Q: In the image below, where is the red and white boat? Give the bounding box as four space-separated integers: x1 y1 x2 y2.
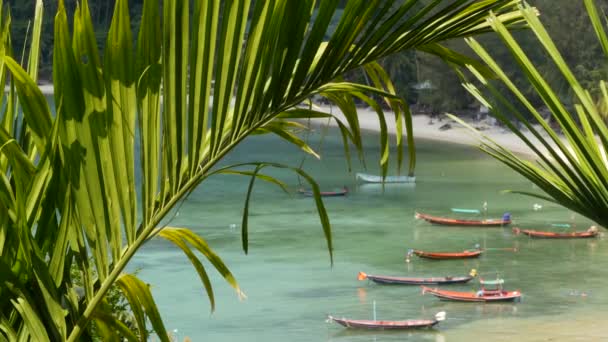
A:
421 278 521 302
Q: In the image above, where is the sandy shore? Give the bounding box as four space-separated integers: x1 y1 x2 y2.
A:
39 84 54 95
310 104 549 159
4 83 55 95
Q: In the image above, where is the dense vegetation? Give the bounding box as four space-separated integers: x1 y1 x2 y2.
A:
7 0 608 116
383 0 608 116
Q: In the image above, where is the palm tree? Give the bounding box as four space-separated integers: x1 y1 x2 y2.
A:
451 0 608 229
0 0 528 340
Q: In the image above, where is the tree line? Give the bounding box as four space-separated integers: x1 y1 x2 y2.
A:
7 0 607 118
378 0 608 118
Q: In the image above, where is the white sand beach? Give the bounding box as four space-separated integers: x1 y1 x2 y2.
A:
39 84 54 95
311 104 551 159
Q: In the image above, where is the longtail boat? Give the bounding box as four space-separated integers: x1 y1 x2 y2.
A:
297 186 348 197
415 212 511 227
355 172 416 184
421 278 521 302
408 248 482 260
512 226 599 239
358 269 477 285
326 312 445 330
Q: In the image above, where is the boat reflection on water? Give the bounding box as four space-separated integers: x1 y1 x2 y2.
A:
355 172 416 184
327 327 445 341
356 182 416 194
357 287 367 304
473 303 519 315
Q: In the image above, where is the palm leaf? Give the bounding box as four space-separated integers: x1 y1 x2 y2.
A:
457 1 608 227
91 310 138 342
214 163 323 256
12 298 50 342
116 274 169 342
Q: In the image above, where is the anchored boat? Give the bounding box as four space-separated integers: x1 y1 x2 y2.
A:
358 269 477 285
415 212 511 227
407 248 483 260
512 226 599 239
421 278 521 302
327 312 445 330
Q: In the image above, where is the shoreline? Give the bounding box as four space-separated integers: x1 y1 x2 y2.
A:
39 84 54 95
310 104 547 159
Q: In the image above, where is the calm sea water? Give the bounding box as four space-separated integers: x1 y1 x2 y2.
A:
130 128 607 341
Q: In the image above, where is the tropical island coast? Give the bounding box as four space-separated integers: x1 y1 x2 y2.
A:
37 80 546 159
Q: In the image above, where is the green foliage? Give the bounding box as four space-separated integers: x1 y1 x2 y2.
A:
70 262 141 341
0 0 529 340
453 0 608 228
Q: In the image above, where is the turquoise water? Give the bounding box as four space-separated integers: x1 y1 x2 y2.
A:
130 129 608 341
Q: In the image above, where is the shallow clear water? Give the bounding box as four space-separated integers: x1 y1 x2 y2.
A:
130 129 608 341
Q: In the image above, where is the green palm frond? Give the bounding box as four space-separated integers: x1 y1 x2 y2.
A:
454 0 608 228
0 0 531 340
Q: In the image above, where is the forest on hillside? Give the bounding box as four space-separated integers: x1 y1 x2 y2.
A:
6 0 608 117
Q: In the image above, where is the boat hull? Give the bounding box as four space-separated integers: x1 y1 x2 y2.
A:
328 316 438 330
413 250 482 260
366 274 473 285
415 212 510 227
421 286 521 302
516 228 598 239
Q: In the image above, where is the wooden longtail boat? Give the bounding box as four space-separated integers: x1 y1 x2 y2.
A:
327 312 445 330
421 286 521 302
421 278 521 302
512 226 599 239
408 249 483 260
297 186 348 197
415 212 511 227
355 172 416 184
358 269 477 285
